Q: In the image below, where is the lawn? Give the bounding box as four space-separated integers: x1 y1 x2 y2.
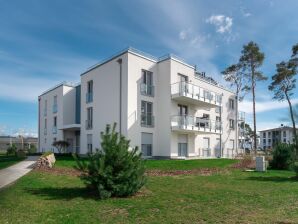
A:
0 154 25 170
0 157 298 223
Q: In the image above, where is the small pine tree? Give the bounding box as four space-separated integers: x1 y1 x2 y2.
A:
74 123 146 199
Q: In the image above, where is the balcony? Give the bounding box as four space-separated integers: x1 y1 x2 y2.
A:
140 83 154 97
52 104 58 113
86 92 93 103
238 111 245 121
52 126 57 134
171 115 222 134
171 82 222 108
85 120 93 130
141 114 154 127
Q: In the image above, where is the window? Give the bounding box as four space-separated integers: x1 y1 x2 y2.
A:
229 119 235 129
53 116 57 134
44 100 47 116
86 80 93 103
229 139 235 149
44 119 47 135
53 137 56 143
178 134 188 157
44 138 47 144
215 106 221 113
263 139 266 144
53 95 58 113
268 132 271 138
53 116 57 127
263 132 266 138
178 74 188 83
178 104 188 115
86 107 93 129
283 138 287 143
268 139 271 144
87 134 92 153
141 70 154 96
141 132 153 156
141 101 153 127
216 116 221 130
229 99 234 110
283 131 286 137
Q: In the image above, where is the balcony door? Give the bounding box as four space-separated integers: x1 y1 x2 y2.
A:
141 70 153 96
178 134 188 157
178 105 188 126
178 74 189 94
203 137 210 157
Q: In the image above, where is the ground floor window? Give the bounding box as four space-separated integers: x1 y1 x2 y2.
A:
87 134 92 153
141 132 152 156
178 143 188 157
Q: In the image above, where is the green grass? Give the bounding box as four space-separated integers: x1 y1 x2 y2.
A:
0 157 298 223
54 155 238 170
0 154 25 170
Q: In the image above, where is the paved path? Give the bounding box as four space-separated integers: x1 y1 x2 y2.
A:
0 156 38 190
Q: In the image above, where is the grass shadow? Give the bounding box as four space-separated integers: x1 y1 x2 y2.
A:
25 187 99 201
246 176 298 183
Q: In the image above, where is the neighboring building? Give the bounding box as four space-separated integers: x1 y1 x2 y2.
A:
0 135 38 151
259 125 297 150
38 47 244 158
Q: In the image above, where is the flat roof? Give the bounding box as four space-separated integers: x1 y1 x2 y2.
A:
39 82 80 97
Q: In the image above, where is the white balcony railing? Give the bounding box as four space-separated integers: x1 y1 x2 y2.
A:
171 82 222 106
171 115 222 133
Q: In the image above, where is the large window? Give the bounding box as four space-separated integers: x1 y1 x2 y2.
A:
229 98 234 110
86 80 93 103
178 134 188 157
229 119 235 129
86 107 93 129
141 70 154 96
283 131 286 137
141 101 153 127
263 132 266 138
141 132 153 156
53 95 58 113
87 134 93 153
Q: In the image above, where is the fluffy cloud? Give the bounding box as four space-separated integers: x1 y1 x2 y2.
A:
206 14 233 33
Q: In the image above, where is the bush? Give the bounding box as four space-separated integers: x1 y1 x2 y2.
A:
294 163 298 177
74 123 146 199
270 143 295 170
6 144 17 156
16 150 26 158
28 145 37 154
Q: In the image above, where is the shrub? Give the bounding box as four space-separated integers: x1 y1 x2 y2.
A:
74 123 146 199
6 144 17 156
28 145 37 154
16 150 26 158
270 143 295 170
294 163 298 178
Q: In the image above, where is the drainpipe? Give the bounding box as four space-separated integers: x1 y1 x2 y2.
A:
117 58 123 136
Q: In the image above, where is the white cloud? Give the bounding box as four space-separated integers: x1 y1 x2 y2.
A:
179 30 187 40
206 14 233 34
239 98 298 114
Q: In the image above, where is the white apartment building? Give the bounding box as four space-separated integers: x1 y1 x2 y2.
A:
38 47 244 159
259 125 297 150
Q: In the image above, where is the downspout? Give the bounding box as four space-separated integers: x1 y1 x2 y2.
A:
117 58 123 136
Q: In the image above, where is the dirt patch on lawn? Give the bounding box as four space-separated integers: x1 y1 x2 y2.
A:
146 168 229 176
34 167 82 177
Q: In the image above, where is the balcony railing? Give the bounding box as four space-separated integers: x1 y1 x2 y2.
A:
86 92 93 103
140 83 154 97
171 115 222 133
238 111 245 121
141 114 154 127
52 104 58 113
171 82 222 106
52 126 57 134
85 120 93 130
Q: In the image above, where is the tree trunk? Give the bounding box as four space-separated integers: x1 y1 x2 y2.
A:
251 63 257 155
285 93 297 156
235 95 239 156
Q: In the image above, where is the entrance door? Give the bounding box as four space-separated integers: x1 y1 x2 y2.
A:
203 137 210 157
178 134 188 157
66 138 74 153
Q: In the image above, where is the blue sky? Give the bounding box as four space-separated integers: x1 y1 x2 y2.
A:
0 0 297 136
